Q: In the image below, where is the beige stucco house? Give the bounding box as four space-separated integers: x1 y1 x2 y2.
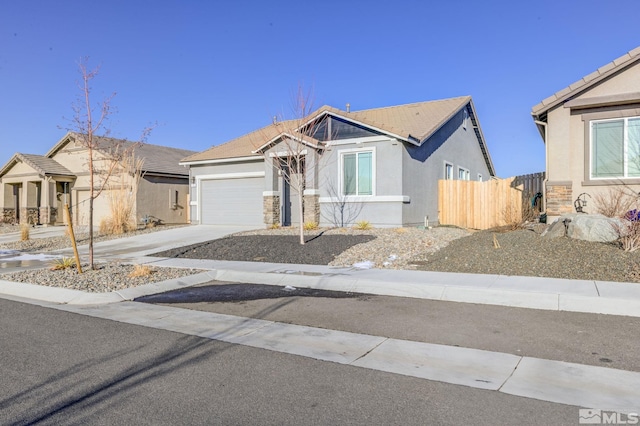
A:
532 46 640 221
0 132 195 227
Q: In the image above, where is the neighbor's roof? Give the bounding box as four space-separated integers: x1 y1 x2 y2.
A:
181 96 487 166
532 46 640 117
46 132 196 177
0 152 74 178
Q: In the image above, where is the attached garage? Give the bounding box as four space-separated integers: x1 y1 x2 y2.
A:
199 174 264 226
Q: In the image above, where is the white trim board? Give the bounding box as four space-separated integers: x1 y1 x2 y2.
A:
319 195 410 203
196 171 265 181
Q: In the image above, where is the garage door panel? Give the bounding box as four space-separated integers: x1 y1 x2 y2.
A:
200 178 263 226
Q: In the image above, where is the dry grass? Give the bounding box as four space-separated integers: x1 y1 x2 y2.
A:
594 187 639 218
393 227 408 234
50 257 76 271
128 264 153 278
354 220 372 230
20 224 30 241
303 221 319 231
100 153 144 236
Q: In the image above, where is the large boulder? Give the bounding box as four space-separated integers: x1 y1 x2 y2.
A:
542 213 626 242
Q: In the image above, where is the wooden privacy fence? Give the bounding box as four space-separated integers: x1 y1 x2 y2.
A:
438 176 533 230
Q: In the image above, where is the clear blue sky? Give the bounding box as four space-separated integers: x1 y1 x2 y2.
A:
1 0 639 177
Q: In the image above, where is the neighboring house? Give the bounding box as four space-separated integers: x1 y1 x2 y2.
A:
0 131 196 226
181 96 495 228
532 46 640 221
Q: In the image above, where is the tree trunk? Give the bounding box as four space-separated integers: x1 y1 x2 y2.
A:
298 186 305 245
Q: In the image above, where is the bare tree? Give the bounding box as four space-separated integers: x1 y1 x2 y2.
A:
257 86 327 245
66 57 151 269
322 176 364 227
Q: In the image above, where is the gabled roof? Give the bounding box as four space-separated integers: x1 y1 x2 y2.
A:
532 46 640 118
181 96 494 175
0 153 74 178
47 132 196 177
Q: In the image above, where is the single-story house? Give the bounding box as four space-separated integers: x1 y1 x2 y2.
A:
181 96 495 228
532 46 640 221
0 131 196 226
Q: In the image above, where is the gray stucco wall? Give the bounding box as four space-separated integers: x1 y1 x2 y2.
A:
402 108 491 226
318 136 405 227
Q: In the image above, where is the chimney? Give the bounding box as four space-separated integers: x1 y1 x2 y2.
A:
346 103 350 113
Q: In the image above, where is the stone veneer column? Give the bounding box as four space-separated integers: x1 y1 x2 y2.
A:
545 181 573 217
303 191 320 224
263 193 280 226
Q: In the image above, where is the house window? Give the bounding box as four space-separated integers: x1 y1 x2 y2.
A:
458 167 470 180
342 150 373 195
591 117 640 179
444 162 453 180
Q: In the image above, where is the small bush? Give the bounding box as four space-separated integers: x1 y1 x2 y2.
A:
20 224 30 241
50 257 76 271
616 220 640 252
129 264 153 278
594 187 639 218
303 221 319 231
269 223 281 230
354 220 372 230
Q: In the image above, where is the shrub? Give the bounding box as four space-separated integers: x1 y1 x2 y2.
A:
303 221 319 231
20 223 30 241
594 187 639 218
269 223 281 230
355 220 372 230
50 257 76 271
615 220 640 252
129 264 153 277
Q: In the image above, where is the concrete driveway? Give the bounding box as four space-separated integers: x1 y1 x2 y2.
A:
52 225 255 259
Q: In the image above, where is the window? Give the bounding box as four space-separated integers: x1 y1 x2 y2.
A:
591 117 640 179
444 162 453 180
342 150 373 195
458 167 470 180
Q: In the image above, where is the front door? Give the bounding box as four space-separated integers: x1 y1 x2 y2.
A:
56 182 70 224
13 184 20 223
282 176 291 226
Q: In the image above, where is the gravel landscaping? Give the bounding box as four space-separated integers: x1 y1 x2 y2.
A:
2 223 640 292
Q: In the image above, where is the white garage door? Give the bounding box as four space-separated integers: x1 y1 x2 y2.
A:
200 177 264 226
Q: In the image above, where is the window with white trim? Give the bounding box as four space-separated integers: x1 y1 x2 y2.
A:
458 167 470 180
342 150 373 195
591 117 640 179
444 162 453 180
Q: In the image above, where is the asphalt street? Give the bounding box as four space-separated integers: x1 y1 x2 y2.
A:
144 280 640 372
0 298 580 425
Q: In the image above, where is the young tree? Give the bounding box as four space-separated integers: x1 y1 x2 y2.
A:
258 86 326 245
66 57 151 269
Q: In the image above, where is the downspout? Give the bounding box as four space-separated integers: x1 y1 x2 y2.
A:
533 119 548 213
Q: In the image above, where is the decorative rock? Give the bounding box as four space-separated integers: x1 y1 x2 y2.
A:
542 214 624 243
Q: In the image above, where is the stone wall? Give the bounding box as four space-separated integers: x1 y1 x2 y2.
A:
21 208 40 225
303 194 320 224
2 208 16 224
545 181 573 216
263 195 280 226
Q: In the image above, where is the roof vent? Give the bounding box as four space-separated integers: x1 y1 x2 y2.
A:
346 103 350 113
